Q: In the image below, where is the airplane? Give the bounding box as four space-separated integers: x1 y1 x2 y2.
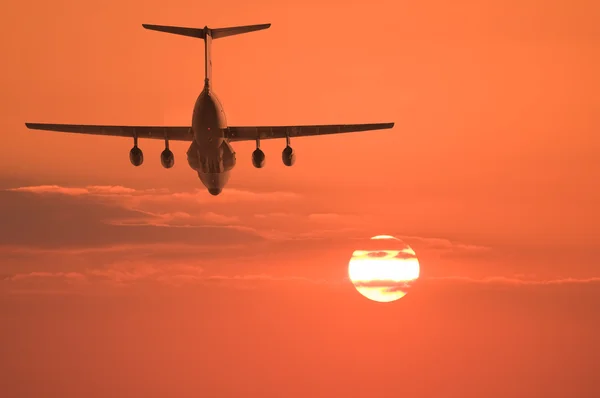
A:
25 23 395 196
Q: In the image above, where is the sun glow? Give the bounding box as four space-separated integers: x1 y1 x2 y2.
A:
348 235 420 302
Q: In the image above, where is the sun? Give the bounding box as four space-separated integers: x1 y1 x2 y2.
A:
348 235 420 302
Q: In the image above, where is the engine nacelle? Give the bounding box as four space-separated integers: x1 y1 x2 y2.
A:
129 146 143 167
161 149 175 169
282 146 296 167
252 148 265 168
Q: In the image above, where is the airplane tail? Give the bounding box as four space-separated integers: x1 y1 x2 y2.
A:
142 23 271 87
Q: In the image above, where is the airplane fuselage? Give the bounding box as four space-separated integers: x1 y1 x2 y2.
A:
186 88 237 195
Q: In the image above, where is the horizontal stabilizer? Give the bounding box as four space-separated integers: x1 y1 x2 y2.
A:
211 24 271 39
142 24 206 38
141 23 271 39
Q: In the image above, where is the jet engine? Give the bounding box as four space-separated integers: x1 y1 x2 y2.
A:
161 148 175 169
129 146 144 166
252 148 266 168
282 146 296 167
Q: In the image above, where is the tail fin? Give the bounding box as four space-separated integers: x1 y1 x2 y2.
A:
142 23 271 88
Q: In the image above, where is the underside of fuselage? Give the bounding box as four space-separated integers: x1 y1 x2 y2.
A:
186 89 236 195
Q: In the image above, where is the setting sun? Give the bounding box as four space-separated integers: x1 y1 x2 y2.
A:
348 235 420 302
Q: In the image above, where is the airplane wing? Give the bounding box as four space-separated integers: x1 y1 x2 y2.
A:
25 123 193 141
226 122 394 141
25 122 395 141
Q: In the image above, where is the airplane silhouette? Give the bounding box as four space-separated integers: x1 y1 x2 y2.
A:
26 23 394 195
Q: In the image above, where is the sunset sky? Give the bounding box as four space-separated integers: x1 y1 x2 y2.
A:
1 0 599 396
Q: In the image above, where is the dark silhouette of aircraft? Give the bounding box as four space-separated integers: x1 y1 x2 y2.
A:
26 23 394 195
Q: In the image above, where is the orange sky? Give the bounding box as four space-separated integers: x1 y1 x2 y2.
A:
1 0 599 396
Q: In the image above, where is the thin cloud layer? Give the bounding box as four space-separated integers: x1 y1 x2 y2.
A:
428 275 600 286
106 209 241 227
254 212 366 226
4 265 600 296
0 188 266 249
400 235 491 253
6 184 300 204
1 260 328 295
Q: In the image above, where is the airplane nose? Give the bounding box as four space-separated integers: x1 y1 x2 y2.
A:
208 187 222 196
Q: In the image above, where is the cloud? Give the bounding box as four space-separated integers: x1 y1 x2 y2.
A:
85 185 138 195
4 185 301 211
87 261 206 286
3 184 308 241
14 183 594 296
0 242 247 257
331 234 492 258
254 212 294 219
0 188 266 249
2 271 89 295
202 211 240 224
7 185 90 195
7 271 87 282
400 235 491 253
205 274 325 283
0 259 328 295
364 250 418 260
385 235 495 265
283 227 362 241
1 262 205 289
202 273 330 290
124 187 300 206
308 213 363 224
427 275 600 286
352 280 415 288
253 212 364 224
207 188 300 202
250 212 365 240
6 185 138 196
6 267 600 296
106 209 241 228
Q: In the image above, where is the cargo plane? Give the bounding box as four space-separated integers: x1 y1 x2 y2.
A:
25 23 395 195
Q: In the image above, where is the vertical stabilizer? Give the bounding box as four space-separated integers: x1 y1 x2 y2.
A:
142 23 271 90
204 27 212 89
